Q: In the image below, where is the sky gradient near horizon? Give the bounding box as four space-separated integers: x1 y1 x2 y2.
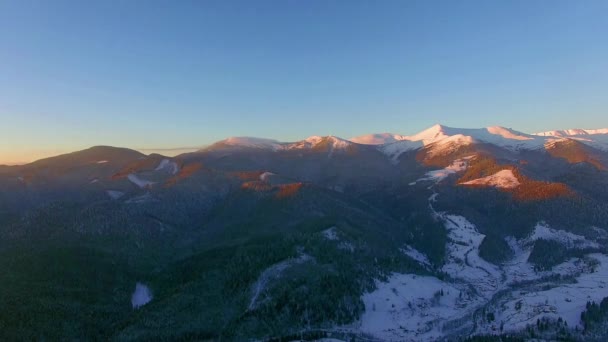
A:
1 0 608 164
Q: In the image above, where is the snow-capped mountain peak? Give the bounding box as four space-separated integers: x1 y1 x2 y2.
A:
405 124 537 145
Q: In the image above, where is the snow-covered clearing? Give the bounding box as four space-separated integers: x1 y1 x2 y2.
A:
401 245 431 267
460 169 520 189
125 192 154 204
248 253 313 311
127 173 155 188
493 254 608 332
411 157 473 184
131 282 153 309
259 171 275 182
441 215 501 296
155 159 179 175
106 190 125 200
321 227 355 252
523 222 600 249
322 226 339 241
379 140 424 163
358 273 473 341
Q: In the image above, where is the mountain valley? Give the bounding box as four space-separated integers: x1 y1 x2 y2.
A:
2 124 608 341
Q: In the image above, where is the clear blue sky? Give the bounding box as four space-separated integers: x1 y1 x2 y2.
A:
1 0 608 163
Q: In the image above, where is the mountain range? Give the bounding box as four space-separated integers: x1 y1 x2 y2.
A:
2 124 608 341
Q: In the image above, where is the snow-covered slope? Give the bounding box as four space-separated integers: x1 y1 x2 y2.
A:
155 159 179 175
411 157 473 184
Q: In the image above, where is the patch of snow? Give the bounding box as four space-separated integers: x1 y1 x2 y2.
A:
502 236 539 284
415 157 473 183
155 159 179 175
127 173 155 188
502 226 599 286
106 190 124 200
90 179 99 184
591 226 608 239
358 273 474 341
131 282 153 309
401 245 431 267
321 227 355 252
460 169 520 189
379 140 424 162
125 192 154 204
338 241 355 253
259 171 275 182
96 160 108 164
524 222 600 249
322 226 339 241
441 215 502 296
248 253 313 311
496 254 608 332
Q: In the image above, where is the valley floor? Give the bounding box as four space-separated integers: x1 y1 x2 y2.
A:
328 185 608 341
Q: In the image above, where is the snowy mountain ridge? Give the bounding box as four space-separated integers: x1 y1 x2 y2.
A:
534 128 608 137
209 124 608 156
206 135 354 153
